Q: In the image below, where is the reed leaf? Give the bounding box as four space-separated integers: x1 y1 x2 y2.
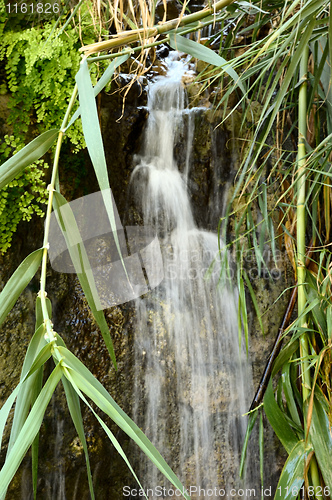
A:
52 190 117 367
6 341 52 455
54 328 95 498
0 248 43 328
75 59 129 289
308 398 332 490
0 364 63 498
239 410 257 477
281 363 302 429
263 380 298 454
243 270 264 335
168 33 247 96
66 54 130 130
62 377 95 499
274 441 312 500
0 386 20 453
63 368 147 500
0 129 59 190
57 346 191 500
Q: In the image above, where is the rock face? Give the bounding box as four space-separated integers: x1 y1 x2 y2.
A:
0 58 289 498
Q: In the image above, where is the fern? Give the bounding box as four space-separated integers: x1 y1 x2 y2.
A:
0 1 107 252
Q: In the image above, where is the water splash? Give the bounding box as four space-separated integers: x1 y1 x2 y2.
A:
131 52 257 497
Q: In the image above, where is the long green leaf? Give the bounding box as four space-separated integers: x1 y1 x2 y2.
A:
264 380 298 454
243 270 264 335
52 190 116 367
168 33 247 96
58 346 190 500
2 335 53 499
75 60 115 200
51 332 95 499
61 377 95 499
0 129 59 190
281 363 302 429
239 410 258 477
308 398 332 490
75 59 130 291
0 248 43 327
0 385 20 452
31 366 44 500
274 441 312 500
246 16 316 171
7 339 52 456
63 369 146 500
0 363 62 497
66 54 130 130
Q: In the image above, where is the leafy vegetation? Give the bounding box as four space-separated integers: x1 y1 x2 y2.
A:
207 0 332 497
0 0 105 252
0 135 48 252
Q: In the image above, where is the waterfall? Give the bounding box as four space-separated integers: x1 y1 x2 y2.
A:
130 52 257 498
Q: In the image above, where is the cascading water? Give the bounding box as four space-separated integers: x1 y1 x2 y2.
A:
130 52 258 498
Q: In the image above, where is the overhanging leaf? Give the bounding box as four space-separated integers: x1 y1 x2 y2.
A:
0 129 59 190
55 331 95 499
63 368 145 499
0 363 62 498
308 398 332 490
66 54 129 130
0 248 43 327
52 190 116 368
58 346 190 500
239 410 257 477
168 33 247 96
264 380 298 454
274 441 312 500
75 58 130 289
62 377 95 499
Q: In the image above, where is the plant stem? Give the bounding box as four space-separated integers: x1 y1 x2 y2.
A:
80 0 235 55
297 45 309 400
87 13 225 63
297 42 321 498
39 84 78 342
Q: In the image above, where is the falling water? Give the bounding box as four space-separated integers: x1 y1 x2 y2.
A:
131 52 257 498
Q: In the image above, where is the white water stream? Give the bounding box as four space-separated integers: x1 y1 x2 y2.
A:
131 53 257 498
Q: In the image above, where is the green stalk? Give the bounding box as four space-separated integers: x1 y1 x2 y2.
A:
87 13 225 63
39 84 78 344
297 45 321 496
297 46 309 400
80 0 235 55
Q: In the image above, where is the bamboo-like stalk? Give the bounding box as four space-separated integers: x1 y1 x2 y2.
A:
297 44 322 494
39 84 78 346
79 0 235 55
87 13 224 63
297 46 309 399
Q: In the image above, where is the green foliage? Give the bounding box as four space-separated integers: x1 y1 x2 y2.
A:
0 16 83 148
0 0 109 252
213 0 332 496
0 136 49 253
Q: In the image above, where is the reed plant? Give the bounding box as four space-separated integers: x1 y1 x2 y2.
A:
208 0 332 497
